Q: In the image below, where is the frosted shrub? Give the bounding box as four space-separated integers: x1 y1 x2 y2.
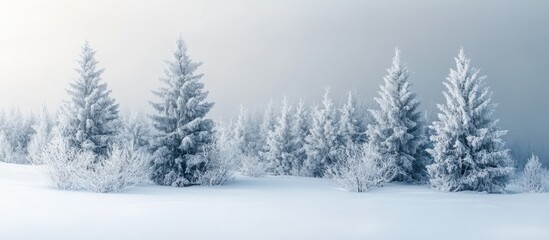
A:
41 132 150 192
240 154 268 178
218 118 267 178
328 143 385 192
40 132 89 190
518 155 548 193
81 145 150 193
198 139 240 186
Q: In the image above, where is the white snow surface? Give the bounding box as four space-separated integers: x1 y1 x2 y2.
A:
1 162 548 240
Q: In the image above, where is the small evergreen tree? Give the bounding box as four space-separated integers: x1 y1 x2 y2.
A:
120 112 152 151
232 106 267 177
367 49 428 182
260 100 277 141
518 154 547 193
265 97 294 175
338 92 365 146
233 106 247 153
149 37 215 187
60 42 120 155
233 105 262 156
28 107 54 164
0 130 12 163
303 88 339 177
290 99 310 175
427 48 513 193
259 100 276 154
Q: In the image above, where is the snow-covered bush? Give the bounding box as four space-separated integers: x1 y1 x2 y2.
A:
328 143 385 192
240 154 268 178
219 114 268 178
39 130 88 190
198 139 240 186
40 130 150 192
80 145 150 193
216 120 267 177
518 155 548 193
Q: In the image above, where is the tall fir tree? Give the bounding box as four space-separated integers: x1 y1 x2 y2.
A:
337 92 366 146
367 49 428 182
303 88 339 177
427 48 513 192
150 37 215 187
265 97 294 175
60 42 120 155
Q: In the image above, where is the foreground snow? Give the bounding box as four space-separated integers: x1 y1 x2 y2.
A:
1 162 548 240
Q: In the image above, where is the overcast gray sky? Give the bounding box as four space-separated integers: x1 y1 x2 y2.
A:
1 0 548 153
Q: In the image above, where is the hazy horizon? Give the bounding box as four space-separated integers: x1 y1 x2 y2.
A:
1 0 548 156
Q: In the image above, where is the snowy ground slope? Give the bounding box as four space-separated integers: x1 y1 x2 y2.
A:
0 162 548 240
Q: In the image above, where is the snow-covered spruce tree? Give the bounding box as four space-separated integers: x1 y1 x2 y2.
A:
28 107 54 164
303 88 339 177
290 99 310 175
427 48 513 193
60 42 120 155
265 97 294 175
518 154 547 193
338 92 366 146
367 49 429 182
149 37 215 187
